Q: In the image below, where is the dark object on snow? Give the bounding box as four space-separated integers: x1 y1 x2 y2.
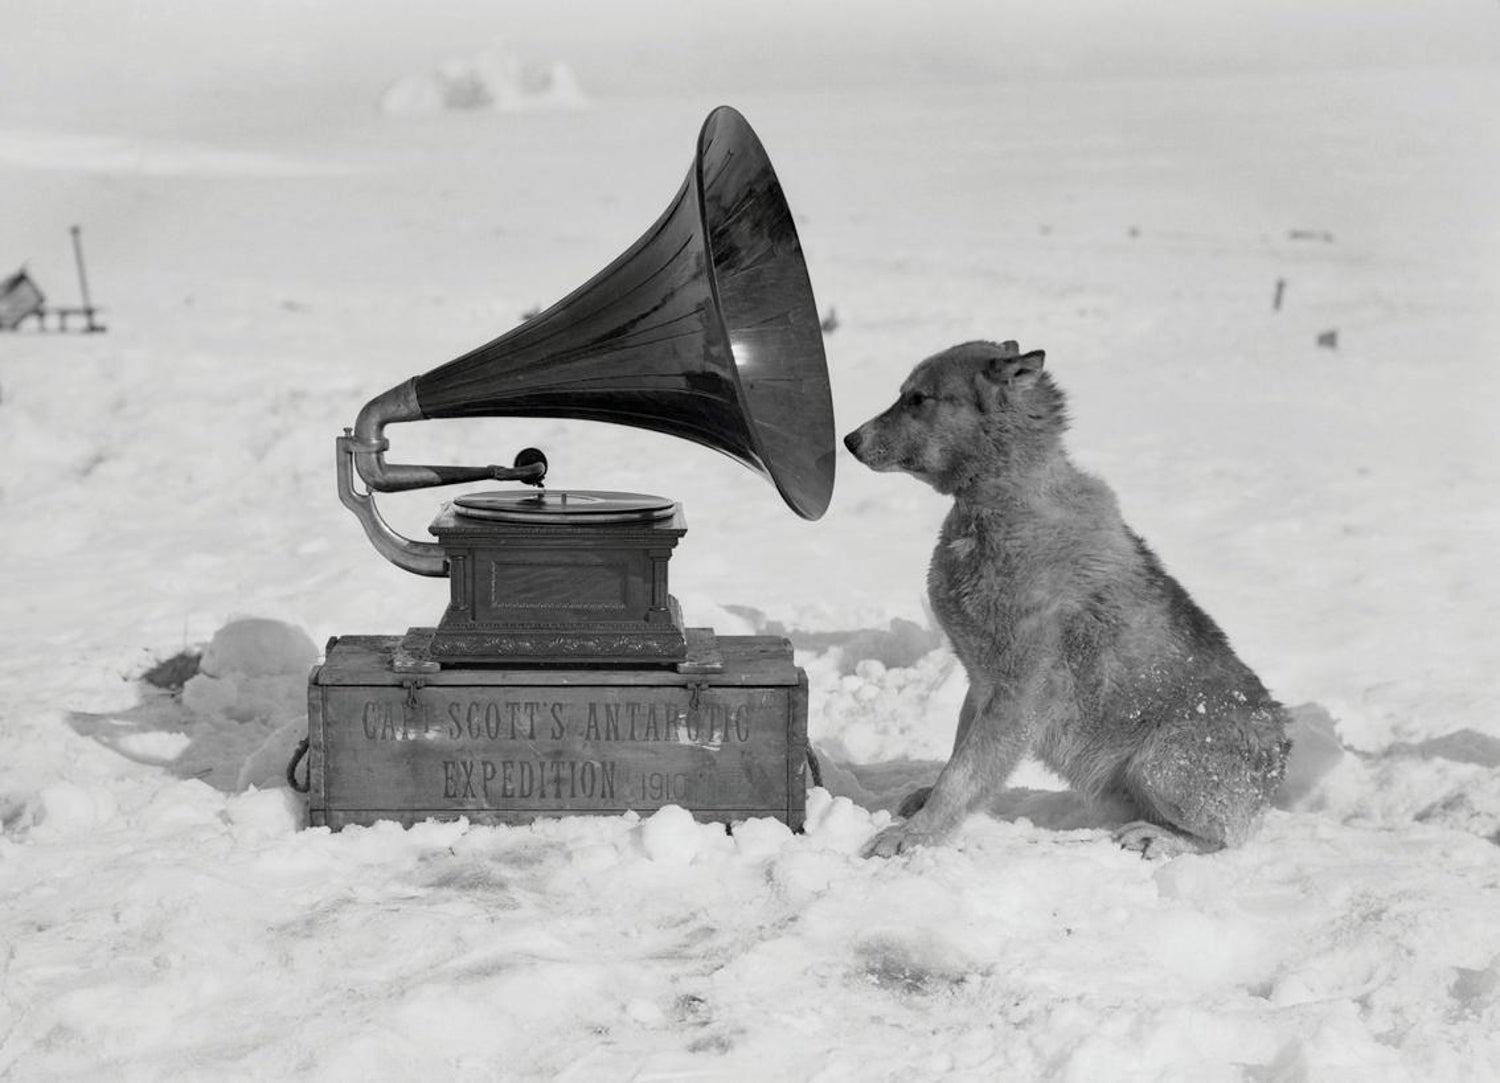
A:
140 650 202 692
820 306 839 334
1317 329 1339 350
0 226 106 333
1273 277 1287 312
0 269 44 330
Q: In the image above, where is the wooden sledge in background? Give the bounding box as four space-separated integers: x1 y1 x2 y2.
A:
1 226 106 334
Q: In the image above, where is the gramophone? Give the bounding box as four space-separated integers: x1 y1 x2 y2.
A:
301 106 834 831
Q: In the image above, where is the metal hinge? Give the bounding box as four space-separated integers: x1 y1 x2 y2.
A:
402 675 427 720
685 680 710 712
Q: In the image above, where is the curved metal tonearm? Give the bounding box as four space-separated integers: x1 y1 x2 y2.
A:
336 378 547 577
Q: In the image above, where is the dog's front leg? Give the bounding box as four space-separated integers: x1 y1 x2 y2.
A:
863 684 1034 858
894 685 979 818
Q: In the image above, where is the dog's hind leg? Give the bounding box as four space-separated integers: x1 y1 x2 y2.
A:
897 685 979 818
1112 716 1279 859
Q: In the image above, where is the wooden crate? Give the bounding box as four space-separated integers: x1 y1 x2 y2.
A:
305 633 808 830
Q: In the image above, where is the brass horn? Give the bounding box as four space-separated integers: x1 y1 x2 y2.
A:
339 105 835 576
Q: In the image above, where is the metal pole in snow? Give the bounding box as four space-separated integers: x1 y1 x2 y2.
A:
70 226 93 310
69 225 103 332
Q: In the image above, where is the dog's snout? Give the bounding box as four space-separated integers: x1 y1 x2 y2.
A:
843 430 865 455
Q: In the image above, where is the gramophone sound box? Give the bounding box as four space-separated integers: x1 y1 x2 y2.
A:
298 106 834 830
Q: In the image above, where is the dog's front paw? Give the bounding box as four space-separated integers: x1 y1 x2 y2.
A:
862 818 941 859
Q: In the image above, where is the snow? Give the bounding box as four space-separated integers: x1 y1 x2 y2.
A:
3 9 1500 1078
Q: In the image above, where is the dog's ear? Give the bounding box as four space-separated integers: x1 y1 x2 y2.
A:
983 348 1046 389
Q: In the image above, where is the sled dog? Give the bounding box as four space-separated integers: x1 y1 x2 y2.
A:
844 340 1290 858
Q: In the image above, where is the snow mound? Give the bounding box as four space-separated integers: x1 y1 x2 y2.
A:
182 616 317 722
198 617 319 680
24 782 120 836
380 44 589 116
635 804 727 865
173 617 319 793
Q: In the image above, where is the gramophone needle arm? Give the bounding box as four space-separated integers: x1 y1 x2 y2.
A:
345 378 546 492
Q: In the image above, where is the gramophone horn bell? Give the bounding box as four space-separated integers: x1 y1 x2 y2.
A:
414 105 835 519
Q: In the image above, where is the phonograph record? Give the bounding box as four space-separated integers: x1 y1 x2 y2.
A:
294 106 835 831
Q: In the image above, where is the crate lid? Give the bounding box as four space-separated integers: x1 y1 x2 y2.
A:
313 632 801 688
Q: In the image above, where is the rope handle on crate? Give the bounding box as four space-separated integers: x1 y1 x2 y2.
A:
286 737 311 793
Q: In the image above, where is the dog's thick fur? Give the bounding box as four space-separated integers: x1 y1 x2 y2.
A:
844 340 1290 858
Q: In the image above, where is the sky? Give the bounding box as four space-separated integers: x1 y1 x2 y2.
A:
3 0 1498 135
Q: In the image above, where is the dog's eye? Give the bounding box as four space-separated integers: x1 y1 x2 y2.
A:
904 391 930 409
